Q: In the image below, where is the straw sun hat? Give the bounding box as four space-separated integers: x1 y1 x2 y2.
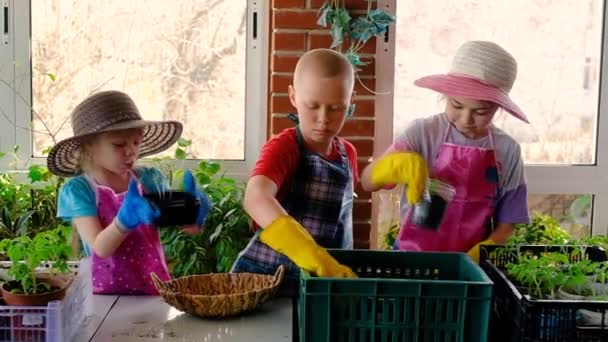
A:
47 90 183 177
414 40 528 123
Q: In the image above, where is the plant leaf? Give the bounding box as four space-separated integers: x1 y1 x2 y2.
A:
330 26 344 48
345 50 367 67
15 210 36 236
177 138 192 148
316 6 333 27
175 148 187 160
368 9 396 26
28 165 44 183
350 17 375 42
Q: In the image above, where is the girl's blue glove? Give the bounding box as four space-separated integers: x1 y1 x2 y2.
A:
116 179 160 231
183 170 212 225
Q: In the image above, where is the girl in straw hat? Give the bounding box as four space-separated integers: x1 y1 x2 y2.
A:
49 90 211 295
361 41 530 262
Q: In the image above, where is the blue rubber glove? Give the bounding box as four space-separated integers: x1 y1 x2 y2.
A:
183 170 212 225
116 179 160 231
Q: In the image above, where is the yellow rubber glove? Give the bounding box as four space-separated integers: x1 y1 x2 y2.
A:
371 152 429 204
467 239 496 263
260 216 357 278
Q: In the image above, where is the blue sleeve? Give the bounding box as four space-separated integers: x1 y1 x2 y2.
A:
57 177 97 221
136 166 170 194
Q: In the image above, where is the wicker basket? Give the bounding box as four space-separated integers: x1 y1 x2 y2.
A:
150 265 285 318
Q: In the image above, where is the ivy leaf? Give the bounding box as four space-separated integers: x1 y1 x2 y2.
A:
345 50 368 67
316 6 333 27
350 17 375 42
46 73 56 82
330 26 344 48
334 8 351 28
368 9 396 26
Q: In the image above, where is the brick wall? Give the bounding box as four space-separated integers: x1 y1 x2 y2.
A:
269 0 377 249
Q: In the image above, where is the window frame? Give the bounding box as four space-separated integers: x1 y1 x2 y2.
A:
373 0 608 243
0 0 269 182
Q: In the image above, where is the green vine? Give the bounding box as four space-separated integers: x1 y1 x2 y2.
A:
317 0 396 68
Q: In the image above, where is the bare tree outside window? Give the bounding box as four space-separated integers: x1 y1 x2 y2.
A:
393 0 601 165
30 0 247 159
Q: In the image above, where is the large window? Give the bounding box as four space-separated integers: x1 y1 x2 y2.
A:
374 0 608 244
0 0 268 178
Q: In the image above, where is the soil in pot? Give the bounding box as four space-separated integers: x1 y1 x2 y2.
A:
1 276 69 306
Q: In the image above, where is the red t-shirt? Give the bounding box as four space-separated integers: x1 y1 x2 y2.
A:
251 128 359 201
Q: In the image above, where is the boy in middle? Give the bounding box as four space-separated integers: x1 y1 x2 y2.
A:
231 48 359 282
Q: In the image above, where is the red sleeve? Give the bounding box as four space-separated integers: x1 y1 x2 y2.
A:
340 138 359 185
251 128 300 191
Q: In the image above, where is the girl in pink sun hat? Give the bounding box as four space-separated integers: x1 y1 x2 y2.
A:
361 40 530 262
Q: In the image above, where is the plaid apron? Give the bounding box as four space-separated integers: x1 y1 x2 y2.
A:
232 127 354 279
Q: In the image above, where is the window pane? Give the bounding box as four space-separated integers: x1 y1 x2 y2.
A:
393 1 602 164
31 1 247 159
528 194 592 239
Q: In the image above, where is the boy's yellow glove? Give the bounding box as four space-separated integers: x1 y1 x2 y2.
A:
371 152 429 204
259 216 357 278
467 239 496 263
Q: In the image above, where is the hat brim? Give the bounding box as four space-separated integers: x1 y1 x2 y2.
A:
47 120 183 177
414 74 529 124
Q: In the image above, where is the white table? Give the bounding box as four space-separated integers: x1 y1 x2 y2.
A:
74 295 294 342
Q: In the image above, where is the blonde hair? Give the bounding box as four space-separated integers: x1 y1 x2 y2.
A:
76 135 99 174
293 48 355 92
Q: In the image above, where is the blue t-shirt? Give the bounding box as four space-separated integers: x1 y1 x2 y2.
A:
57 166 169 255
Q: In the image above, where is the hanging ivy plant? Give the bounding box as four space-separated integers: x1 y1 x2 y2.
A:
317 0 396 68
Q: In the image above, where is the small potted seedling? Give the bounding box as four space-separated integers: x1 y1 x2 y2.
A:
0 225 73 306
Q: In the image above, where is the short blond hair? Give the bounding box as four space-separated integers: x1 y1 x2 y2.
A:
293 48 355 92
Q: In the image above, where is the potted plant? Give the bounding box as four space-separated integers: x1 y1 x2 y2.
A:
509 213 571 245
0 225 73 306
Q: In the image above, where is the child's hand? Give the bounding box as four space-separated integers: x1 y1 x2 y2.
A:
183 170 212 226
116 179 160 231
371 152 429 204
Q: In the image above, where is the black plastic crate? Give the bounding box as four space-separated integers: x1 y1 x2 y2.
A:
481 245 608 342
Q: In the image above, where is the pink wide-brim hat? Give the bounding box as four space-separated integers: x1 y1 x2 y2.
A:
414 41 528 124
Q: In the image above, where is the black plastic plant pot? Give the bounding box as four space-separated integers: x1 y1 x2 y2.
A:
144 191 200 227
412 194 448 230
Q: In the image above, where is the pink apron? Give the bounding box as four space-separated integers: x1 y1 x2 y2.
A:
397 124 500 252
86 176 171 295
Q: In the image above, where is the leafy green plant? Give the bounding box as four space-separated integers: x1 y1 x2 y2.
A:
0 206 36 239
317 0 396 68
157 139 252 277
510 213 571 245
0 225 72 294
0 149 64 240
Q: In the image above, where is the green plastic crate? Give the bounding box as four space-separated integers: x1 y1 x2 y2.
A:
298 250 493 342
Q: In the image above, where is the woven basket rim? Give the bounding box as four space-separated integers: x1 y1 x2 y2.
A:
151 266 285 300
